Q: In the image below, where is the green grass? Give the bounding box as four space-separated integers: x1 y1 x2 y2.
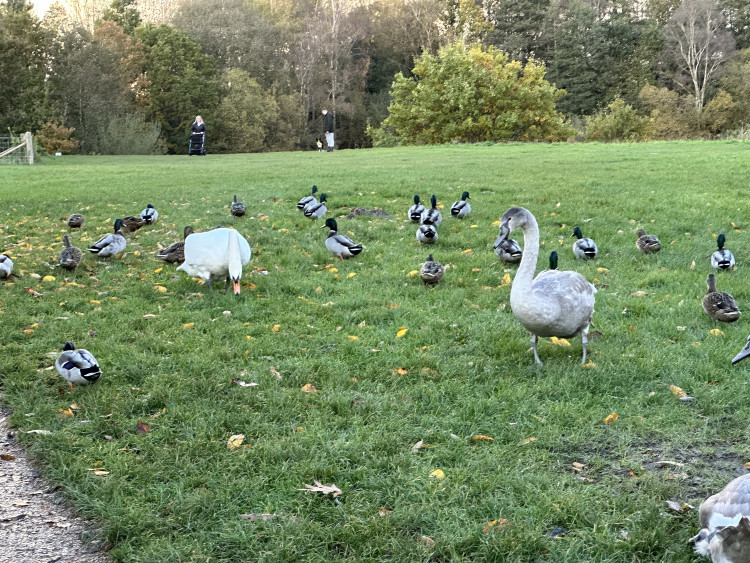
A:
2 141 750 561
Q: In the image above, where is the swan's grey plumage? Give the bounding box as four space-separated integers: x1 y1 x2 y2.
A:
692 474 750 562
88 219 126 257
177 227 251 294
572 226 597 259
450 191 471 218
59 235 82 270
417 224 438 245
322 218 362 259
703 273 740 323
408 195 426 222
711 233 735 270
55 341 102 391
497 207 596 366
420 254 444 285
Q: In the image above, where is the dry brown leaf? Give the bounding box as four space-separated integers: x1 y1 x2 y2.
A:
298 480 342 497
270 366 282 380
136 420 151 435
572 462 585 472
472 435 494 441
417 535 435 547
669 385 687 398
1 454 16 461
378 507 393 517
483 518 511 533
519 436 536 445
227 434 245 450
603 413 618 425
393 367 409 375
57 408 74 418
301 383 317 393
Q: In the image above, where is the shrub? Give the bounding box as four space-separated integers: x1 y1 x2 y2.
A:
35 122 80 154
96 113 166 155
584 99 649 142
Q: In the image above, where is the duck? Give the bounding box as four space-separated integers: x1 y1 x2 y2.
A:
67 214 84 228
88 219 127 257
304 193 327 219
156 226 194 264
703 273 740 323
141 203 158 225
298 185 318 211
421 194 442 227
494 224 523 264
691 474 750 562
177 227 251 294
55 341 102 391
322 218 363 260
231 195 246 217
548 251 558 270
0 254 13 279
121 215 144 235
420 254 444 285
495 207 597 366
59 235 82 270
572 226 597 259
408 195 426 222
417 224 438 246
711 233 735 270
636 228 661 254
450 191 471 218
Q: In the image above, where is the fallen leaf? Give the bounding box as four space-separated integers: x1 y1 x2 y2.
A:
136 421 151 435
603 413 618 424
42 275 55 282
407 270 419 277
271 324 281 332
411 440 425 453
1 454 16 461
232 378 258 387
581 359 596 368
632 291 647 297
669 385 687 398
417 536 435 547
346 335 359 340
666 500 685 513
298 480 342 497
572 462 585 471
596 267 609 273
550 337 571 347
227 434 245 450
519 436 537 445
301 383 317 393
690 260 696 270
181 322 194 329
57 408 74 418
501 273 511 286
142 314 157 319
153 285 167 293
396 327 408 338
378 507 393 517
472 434 494 441
393 367 409 375
429 468 445 480
483 518 511 533
270 366 282 380
709 328 724 336
346 272 356 278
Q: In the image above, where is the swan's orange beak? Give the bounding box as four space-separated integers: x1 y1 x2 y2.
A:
233 278 241 295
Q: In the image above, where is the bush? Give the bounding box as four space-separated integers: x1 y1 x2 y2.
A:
637 85 700 140
584 99 649 142
97 113 166 155
35 122 80 154
366 121 399 148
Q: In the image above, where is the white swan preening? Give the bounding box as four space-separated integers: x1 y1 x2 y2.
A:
177 228 251 294
496 207 597 366
55 341 102 391
692 474 750 562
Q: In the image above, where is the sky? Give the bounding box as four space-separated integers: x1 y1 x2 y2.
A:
31 0 53 18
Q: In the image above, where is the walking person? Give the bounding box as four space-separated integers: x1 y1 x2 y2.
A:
322 108 334 152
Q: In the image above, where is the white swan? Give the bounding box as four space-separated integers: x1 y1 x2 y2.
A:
496 207 597 366
177 228 251 294
692 474 750 562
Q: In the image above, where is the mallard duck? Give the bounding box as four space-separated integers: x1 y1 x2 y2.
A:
141 203 158 225
121 215 144 234
177 227 251 294
55 341 102 391
421 194 442 227
322 218 362 260
636 228 660 254
572 226 597 259
408 195 426 222
231 195 246 217
59 235 82 270
304 193 327 219
548 251 558 270
298 185 318 211
0 253 13 279
691 474 750 562
67 214 84 228
703 273 740 323
417 224 438 246
711 233 735 270
494 225 523 264
88 219 126 257
496 207 597 366
450 191 471 218
156 226 194 264
420 254 444 285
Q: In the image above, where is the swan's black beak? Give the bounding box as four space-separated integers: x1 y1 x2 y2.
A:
732 336 750 365
493 223 510 250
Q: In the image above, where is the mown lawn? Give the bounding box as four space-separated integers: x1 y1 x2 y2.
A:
2 141 750 561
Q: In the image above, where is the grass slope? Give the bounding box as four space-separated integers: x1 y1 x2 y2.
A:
2 141 750 561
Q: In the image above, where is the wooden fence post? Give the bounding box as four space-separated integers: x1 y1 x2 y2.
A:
24 132 34 165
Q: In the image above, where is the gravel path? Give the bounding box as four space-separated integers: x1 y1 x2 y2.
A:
0 402 110 563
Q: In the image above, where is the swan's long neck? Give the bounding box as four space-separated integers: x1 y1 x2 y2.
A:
511 211 539 303
227 230 243 293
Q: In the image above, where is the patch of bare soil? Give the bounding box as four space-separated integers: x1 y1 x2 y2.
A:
343 207 390 219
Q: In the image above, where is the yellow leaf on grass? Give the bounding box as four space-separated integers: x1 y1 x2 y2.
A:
744 461 750 469
227 434 245 450
462 248 473 254
393 367 409 375
181 322 194 329
473 435 494 441
42 275 56 282
329 267 338 273
709 328 724 336
596 267 609 273
346 272 356 278
407 270 419 277
346 335 359 340
301 383 317 393
271 324 281 333
690 260 696 270
429 468 445 480
520 436 536 445
501 273 511 286
88 300 100 304
581 360 597 368
550 337 571 347
669 385 687 398
603 413 618 424
396 327 408 338
154 267 163 274
133 251 141 256
483 518 511 533
154 285 167 293
58 408 74 418
492 220 501 226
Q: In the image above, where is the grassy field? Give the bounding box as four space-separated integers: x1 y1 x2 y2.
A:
2 141 750 561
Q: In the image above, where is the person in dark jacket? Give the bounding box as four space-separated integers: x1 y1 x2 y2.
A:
191 115 206 134
322 108 334 152
189 115 206 155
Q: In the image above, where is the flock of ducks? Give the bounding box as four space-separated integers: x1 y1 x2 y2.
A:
4 185 750 560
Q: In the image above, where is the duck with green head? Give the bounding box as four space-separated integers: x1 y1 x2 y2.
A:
322 218 362 259
88 219 127 257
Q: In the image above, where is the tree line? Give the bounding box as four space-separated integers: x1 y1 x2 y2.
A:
2 0 749 154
